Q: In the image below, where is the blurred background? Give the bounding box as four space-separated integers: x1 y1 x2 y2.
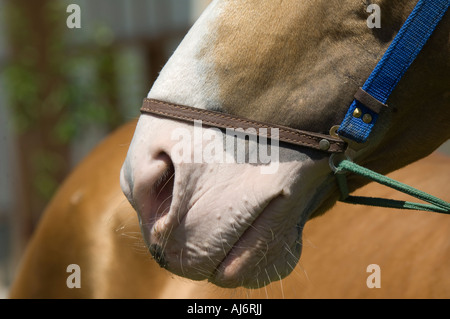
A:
0 0 210 297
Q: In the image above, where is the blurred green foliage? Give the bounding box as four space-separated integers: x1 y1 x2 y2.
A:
3 0 125 203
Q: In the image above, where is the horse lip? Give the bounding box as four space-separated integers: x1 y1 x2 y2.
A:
209 193 286 287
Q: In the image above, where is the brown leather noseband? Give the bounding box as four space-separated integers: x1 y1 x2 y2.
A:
140 98 346 153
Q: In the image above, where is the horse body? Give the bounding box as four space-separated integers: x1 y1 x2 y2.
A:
121 0 450 288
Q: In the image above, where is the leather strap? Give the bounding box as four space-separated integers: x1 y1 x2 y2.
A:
140 98 346 153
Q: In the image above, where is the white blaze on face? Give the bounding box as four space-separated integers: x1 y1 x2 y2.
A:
148 1 224 110
121 0 337 288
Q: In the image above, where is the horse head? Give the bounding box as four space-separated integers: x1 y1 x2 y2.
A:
120 0 449 288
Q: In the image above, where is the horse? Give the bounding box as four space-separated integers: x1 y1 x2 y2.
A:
9 0 450 297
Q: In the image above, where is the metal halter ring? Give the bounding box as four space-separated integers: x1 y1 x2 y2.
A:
329 153 352 173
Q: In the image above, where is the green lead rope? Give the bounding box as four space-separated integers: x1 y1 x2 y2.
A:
335 160 450 214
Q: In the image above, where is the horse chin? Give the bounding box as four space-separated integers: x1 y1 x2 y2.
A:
210 190 340 289
141 190 312 289
211 227 304 289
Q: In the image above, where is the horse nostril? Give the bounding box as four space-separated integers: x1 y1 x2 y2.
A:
125 150 176 235
151 152 175 220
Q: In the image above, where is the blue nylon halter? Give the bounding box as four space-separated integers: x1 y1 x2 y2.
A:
337 0 449 144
